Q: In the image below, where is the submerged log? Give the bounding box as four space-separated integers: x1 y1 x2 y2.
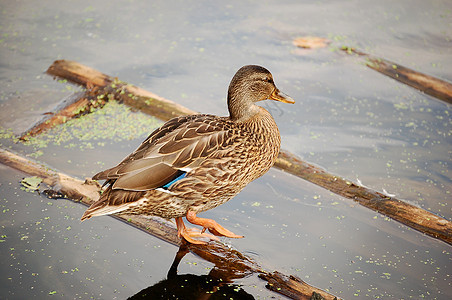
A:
341 47 452 104
36 60 452 246
0 147 340 300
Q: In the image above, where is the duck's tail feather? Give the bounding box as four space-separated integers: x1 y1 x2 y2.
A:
80 187 147 221
81 201 131 221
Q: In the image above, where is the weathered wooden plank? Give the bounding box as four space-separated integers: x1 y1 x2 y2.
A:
342 47 452 104
275 151 452 245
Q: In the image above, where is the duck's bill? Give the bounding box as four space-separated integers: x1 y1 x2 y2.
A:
270 89 295 104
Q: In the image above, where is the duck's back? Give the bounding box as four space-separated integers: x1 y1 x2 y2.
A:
85 108 281 219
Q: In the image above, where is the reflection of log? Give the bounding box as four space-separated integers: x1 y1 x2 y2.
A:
35 60 452 245
341 47 452 104
0 147 339 300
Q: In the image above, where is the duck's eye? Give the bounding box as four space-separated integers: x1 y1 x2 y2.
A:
263 77 273 83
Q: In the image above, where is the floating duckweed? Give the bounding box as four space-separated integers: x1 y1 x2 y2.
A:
23 100 162 150
20 176 42 192
29 150 44 158
0 127 16 140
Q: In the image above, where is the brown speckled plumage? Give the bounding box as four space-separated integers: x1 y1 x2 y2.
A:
81 65 294 244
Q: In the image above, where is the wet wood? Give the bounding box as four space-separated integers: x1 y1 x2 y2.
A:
342 47 452 104
259 272 338 300
293 36 330 49
20 60 195 140
275 151 452 245
38 59 452 246
0 147 340 300
46 59 113 88
19 92 106 140
47 60 195 119
0 148 100 205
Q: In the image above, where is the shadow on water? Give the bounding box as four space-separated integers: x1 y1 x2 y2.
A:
129 244 254 300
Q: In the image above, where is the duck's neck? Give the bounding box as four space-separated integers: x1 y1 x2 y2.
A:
228 95 260 122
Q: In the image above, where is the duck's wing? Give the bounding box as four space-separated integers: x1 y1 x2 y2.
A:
93 114 198 181
92 114 235 192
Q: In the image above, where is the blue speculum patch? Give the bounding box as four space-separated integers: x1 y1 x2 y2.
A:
161 170 187 189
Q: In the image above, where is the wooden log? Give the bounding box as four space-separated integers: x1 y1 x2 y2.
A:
21 60 195 140
46 59 113 88
33 59 452 246
0 148 100 205
19 92 106 141
47 60 196 119
259 272 338 300
341 47 452 104
0 147 340 300
275 151 452 245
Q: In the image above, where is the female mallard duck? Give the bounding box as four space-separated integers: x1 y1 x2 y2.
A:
81 65 294 244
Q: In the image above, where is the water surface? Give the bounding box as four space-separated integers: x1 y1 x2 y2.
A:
1 0 451 299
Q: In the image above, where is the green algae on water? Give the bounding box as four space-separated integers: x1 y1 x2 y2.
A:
23 100 162 150
20 176 42 192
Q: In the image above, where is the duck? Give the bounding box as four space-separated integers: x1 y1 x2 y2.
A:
81 65 295 244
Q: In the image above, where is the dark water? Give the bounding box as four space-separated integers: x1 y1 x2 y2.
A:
1 0 451 299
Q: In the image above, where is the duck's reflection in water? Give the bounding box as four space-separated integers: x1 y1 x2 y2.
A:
128 244 255 299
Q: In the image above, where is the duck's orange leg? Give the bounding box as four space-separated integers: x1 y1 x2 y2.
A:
175 217 219 244
186 211 243 239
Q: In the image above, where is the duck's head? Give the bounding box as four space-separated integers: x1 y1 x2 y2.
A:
227 65 295 122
